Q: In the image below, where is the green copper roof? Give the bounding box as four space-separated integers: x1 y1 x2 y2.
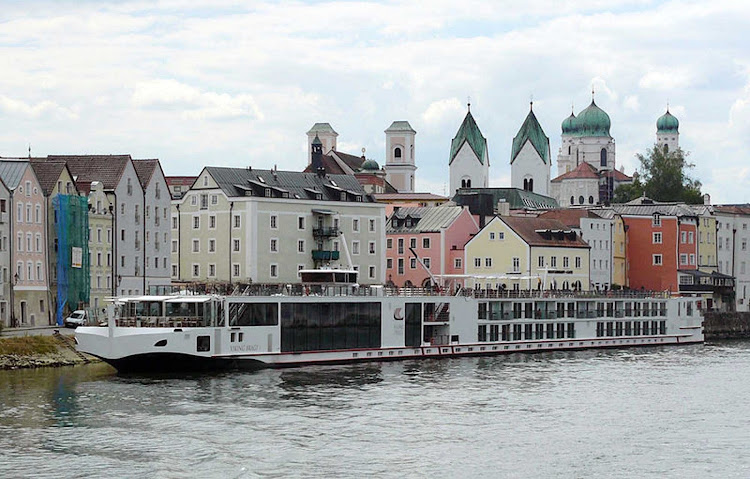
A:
361 159 380 170
657 109 679 133
511 107 550 165
311 134 322 145
575 100 611 137
561 112 578 135
385 121 416 133
449 111 488 165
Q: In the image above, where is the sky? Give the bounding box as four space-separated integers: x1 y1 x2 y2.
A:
1 0 749 203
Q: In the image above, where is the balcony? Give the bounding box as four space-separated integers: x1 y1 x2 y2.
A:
313 227 340 238
312 250 340 261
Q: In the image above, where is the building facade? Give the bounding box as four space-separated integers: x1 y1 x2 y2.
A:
449 107 488 196
510 103 551 196
385 206 478 288
172 167 386 285
383 121 417 193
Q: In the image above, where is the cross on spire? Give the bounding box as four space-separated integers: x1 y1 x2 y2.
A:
467 96 471 112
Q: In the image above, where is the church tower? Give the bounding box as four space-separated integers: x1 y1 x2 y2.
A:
306 123 338 165
383 121 417 193
448 104 489 195
510 102 551 196
656 108 679 152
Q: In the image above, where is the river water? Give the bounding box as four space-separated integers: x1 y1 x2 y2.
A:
1 342 749 478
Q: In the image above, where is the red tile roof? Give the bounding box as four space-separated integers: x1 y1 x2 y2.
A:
132 159 159 188
538 209 602 228
47 155 131 191
551 161 599 182
501 216 590 248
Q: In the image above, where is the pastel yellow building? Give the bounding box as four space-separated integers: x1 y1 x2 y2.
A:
465 216 590 291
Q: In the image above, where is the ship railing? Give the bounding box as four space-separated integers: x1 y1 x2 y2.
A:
115 316 207 328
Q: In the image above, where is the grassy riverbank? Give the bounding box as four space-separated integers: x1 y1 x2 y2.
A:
0 334 97 370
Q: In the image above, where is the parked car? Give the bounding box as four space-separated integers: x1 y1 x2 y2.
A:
64 310 88 328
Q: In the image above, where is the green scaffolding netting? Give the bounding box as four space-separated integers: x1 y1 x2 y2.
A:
54 194 90 326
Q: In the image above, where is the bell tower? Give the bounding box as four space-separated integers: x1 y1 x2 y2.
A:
383 121 417 192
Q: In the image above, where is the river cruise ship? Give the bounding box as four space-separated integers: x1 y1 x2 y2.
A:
75 273 704 372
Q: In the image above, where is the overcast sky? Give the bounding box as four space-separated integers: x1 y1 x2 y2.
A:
1 0 749 203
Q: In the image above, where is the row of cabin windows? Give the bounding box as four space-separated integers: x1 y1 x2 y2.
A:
478 323 575 342
596 321 666 337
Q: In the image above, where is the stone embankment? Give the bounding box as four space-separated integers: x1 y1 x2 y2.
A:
703 312 750 340
0 332 99 370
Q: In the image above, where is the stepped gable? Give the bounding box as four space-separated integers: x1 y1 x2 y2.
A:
511 107 550 164
449 111 488 165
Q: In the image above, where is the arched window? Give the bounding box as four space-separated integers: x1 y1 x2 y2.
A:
461 179 466 188
663 144 669 153
600 148 607 167
588 196 594 204
523 179 528 190
528 179 533 192
394 147 402 159
568 146 571 155
570 196 575 205
579 196 584 205
466 179 471 188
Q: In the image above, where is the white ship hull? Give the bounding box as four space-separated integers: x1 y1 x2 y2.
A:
75 290 704 373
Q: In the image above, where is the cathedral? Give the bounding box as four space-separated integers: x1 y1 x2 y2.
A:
448 105 489 195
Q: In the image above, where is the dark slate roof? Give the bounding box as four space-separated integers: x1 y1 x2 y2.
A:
511 106 550 165
47 155 132 190
302 154 346 175
449 111 488 165
29 159 68 196
205 167 372 202
0 159 31 189
538 209 604 228
374 192 448 201
133 159 159 188
453 187 558 210
387 206 467 234
501 216 590 248
332 151 366 171
611 198 696 218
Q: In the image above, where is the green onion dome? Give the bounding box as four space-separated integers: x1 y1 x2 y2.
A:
561 112 578 135
362 159 380 171
576 100 611 137
656 110 679 133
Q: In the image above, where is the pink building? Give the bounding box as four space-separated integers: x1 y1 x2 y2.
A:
385 206 478 287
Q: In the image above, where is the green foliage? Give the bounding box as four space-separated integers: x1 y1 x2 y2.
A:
0 336 59 356
614 144 703 204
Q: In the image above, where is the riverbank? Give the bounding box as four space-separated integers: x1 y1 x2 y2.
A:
704 311 750 340
0 333 99 370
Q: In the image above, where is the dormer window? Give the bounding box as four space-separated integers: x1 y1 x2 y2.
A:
265 188 271 197
355 195 362 202
340 192 346 201
257 176 265 184
330 179 338 187
316 193 322 200
405 218 412 227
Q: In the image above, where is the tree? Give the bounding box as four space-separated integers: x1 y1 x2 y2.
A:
614 144 703 204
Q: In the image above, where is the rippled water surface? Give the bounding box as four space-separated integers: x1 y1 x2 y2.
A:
2 342 750 478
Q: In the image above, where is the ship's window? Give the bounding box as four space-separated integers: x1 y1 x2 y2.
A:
196 335 210 352
229 303 278 326
154 339 167 347
280 302 381 353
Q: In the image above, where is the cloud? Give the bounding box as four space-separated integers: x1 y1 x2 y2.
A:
639 70 694 90
131 79 263 120
421 98 465 127
0 95 78 119
623 95 640 112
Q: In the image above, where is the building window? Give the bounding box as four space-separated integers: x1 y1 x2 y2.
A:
352 241 360 255
297 216 305 230
394 147 402 158
653 214 661 226
410 258 417 269
550 257 557 268
423 238 430 249
193 216 199 229
369 219 375 232
600 148 607 167
653 232 662 244
353 218 359 232
387 258 393 269
485 258 492 268
680 254 687 265
563 256 569 268
474 258 481 268
689 254 695 265
387 238 393 249
538 256 544 267
397 238 404 254
424 258 431 269
233 264 240 277
171 240 178 253
570 196 575 205
192 240 200 253
410 238 417 249
454 258 462 269
369 241 376 255
233 239 240 252
270 238 278 252
512 257 520 272
369 266 376 279
209 215 216 229
208 264 216 277
489 232 495 241
208 239 215 253
743 239 748 251
270 215 278 229
298 240 305 253
398 258 404 275
192 264 199 277
588 196 594 204
270 264 278 278
681 231 686 243
653 254 663 266
172 217 178 229
578 196 584 205
234 215 241 228
688 231 694 244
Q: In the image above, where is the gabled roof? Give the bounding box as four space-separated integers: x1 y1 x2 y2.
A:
611 198 696 218
29 159 71 196
449 111 488 165
303 154 346 175
551 161 600 182
601 169 633 181
511 107 550 165
713 204 750 216
387 206 467 234
166 176 197 187
538 209 604 228
132 159 159 188
204 167 372 202
47 155 132 190
331 150 365 171
500 216 590 248
0 159 32 190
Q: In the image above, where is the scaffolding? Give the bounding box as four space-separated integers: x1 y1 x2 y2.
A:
53 194 90 325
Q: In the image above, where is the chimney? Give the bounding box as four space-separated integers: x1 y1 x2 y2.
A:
703 193 711 205
496 199 510 217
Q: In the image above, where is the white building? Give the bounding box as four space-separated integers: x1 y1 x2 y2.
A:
448 106 489 196
715 205 750 311
383 121 417 193
510 103 551 196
